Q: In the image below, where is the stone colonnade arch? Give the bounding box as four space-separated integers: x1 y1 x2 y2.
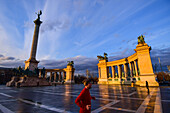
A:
39 65 75 84
97 36 159 86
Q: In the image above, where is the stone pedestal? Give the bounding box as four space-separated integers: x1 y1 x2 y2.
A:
65 65 75 84
98 59 108 84
98 78 108 84
25 58 39 71
135 43 159 86
6 76 51 87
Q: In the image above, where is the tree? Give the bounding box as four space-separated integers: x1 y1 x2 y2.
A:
24 68 29 76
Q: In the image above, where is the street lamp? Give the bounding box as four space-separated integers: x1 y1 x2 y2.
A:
158 57 165 81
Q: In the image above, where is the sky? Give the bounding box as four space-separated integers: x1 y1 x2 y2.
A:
0 0 170 75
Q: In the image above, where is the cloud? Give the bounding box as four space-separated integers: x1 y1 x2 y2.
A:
0 54 24 68
151 47 170 66
40 19 71 33
0 54 4 57
75 16 92 28
0 45 169 74
0 55 98 75
109 48 134 61
0 54 16 61
93 0 105 6
39 55 98 74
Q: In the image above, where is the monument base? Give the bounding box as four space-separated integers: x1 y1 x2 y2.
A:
98 78 108 84
6 76 51 87
65 80 75 84
135 74 159 86
25 58 39 71
98 78 130 85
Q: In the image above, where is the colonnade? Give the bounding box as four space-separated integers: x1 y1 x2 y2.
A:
38 69 66 82
107 60 139 79
98 55 140 84
97 36 159 86
38 65 75 84
49 71 66 82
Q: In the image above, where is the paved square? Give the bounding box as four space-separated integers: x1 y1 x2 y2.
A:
0 85 169 113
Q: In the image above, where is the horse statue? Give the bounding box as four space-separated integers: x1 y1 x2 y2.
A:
138 35 145 44
67 61 74 66
97 52 108 61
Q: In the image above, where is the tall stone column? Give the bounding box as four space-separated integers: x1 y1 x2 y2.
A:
63 72 66 80
129 62 133 77
49 72 52 82
25 11 42 71
132 62 135 76
107 67 110 78
134 60 139 76
39 70 41 78
124 64 128 78
45 72 47 78
111 66 115 78
59 72 61 81
54 72 57 82
118 65 121 79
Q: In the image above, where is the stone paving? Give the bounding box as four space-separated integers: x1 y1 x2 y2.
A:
0 84 169 113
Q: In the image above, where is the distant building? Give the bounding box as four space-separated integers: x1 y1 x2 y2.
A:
167 65 170 72
0 68 14 84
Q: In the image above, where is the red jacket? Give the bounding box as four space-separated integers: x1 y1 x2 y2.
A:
75 87 94 113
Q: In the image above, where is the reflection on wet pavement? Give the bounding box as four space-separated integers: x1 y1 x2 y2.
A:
0 85 169 113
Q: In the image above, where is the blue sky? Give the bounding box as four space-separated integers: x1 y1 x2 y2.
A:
0 0 170 74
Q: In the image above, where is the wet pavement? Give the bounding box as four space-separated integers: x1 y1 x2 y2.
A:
0 84 169 113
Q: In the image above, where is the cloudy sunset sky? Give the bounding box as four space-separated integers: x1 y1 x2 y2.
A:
0 0 170 74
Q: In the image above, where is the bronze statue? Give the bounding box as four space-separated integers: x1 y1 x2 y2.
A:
97 52 108 61
67 61 74 66
36 10 42 20
138 35 145 44
41 67 46 77
97 55 104 60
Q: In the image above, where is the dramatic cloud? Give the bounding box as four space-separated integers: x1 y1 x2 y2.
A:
0 54 24 68
0 0 170 74
151 47 170 66
40 19 71 33
39 55 98 75
0 54 98 75
0 54 16 60
109 48 134 61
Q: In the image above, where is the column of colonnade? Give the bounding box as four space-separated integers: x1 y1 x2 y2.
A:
102 59 139 83
42 71 66 82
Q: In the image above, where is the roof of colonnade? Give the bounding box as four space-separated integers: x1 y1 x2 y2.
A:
106 53 138 66
39 68 66 72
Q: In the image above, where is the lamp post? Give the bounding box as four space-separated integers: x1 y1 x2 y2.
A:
158 57 165 81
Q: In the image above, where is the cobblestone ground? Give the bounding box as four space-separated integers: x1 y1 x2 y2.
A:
0 84 169 113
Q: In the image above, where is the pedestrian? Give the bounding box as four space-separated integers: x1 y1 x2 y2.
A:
146 81 149 94
75 79 95 113
131 81 135 91
131 81 134 87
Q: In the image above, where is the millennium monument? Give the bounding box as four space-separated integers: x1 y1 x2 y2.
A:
25 11 42 71
97 35 159 86
24 10 75 84
6 11 75 87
